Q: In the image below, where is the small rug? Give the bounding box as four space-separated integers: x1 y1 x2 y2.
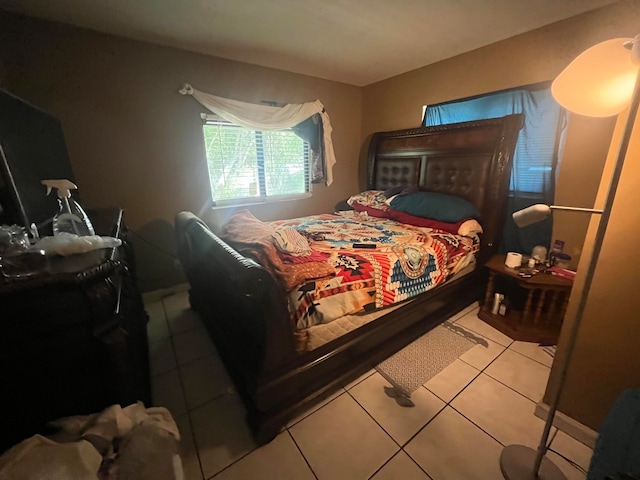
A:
375 321 486 399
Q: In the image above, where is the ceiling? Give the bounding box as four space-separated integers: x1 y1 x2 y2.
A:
0 0 619 86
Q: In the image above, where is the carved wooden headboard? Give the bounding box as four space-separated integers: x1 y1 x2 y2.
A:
366 115 523 263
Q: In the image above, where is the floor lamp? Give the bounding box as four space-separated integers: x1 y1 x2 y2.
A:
500 35 640 480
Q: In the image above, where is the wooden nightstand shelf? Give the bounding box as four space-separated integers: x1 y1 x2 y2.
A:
478 254 574 345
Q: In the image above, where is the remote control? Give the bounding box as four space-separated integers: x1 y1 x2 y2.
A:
352 243 376 249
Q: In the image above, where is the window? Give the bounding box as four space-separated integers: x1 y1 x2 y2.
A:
202 115 311 206
423 84 565 199
423 83 568 254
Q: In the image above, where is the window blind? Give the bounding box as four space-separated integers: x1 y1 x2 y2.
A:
423 83 567 254
424 85 564 199
202 117 310 204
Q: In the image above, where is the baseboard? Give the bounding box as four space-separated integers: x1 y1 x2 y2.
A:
142 282 190 303
535 402 598 448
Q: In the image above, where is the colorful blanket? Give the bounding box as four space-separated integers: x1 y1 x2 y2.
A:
219 210 335 292
269 211 479 330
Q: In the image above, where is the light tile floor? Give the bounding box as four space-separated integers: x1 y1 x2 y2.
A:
145 288 594 480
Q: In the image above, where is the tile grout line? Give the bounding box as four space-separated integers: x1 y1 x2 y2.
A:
163 293 270 480
158 296 580 479
395 325 514 471
400 348 485 449
150 295 291 479
342 318 494 466
507 344 556 369
401 448 436 480
440 341 519 449
443 345 567 466
367 449 433 480
344 387 405 449
284 388 347 430
283 308 506 478
285 429 320 480
446 322 585 474
159 296 207 480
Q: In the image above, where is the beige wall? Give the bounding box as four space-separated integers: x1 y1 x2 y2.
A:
554 115 615 265
0 13 361 291
545 105 640 431
362 0 637 268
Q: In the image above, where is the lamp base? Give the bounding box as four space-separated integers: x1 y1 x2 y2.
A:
500 445 567 480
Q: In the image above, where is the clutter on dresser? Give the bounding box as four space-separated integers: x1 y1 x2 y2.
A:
0 224 47 278
33 232 121 257
1 178 119 276
42 179 95 237
0 224 29 252
0 91 151 454
0 222 122 278
0 208 151 454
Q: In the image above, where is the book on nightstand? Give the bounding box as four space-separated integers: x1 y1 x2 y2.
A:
548 266 576 280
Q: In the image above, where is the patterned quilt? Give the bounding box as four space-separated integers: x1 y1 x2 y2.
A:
269 211 479 330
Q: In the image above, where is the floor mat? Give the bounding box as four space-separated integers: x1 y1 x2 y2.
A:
375 321 486 397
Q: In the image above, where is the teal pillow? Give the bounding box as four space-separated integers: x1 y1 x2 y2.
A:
389 191 481 223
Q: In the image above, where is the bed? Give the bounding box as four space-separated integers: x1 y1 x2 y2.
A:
175 114 523 444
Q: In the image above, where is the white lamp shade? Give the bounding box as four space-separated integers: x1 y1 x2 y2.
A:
552 38 638 117
512 204 552 228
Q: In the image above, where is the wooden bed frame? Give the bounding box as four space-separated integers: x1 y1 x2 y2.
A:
175 114 523 444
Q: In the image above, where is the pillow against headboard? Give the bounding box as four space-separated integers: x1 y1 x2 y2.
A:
351 202 390 218
347 190 390 218
387 191 481 223
347 190 387 208
387 208 483 236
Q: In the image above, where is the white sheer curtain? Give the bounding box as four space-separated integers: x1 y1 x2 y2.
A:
179 83 336 185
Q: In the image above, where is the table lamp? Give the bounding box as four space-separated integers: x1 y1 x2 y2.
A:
512 204 603 228
502 35 640 479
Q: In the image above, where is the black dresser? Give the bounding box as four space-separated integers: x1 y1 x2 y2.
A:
0 208 151 452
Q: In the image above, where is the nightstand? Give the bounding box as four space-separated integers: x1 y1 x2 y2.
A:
478 254 573 344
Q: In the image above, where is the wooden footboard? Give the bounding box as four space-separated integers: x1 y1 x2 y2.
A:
175 212 295 387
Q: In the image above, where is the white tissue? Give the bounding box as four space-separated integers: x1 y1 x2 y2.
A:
505 252 523 268
34 233 122 256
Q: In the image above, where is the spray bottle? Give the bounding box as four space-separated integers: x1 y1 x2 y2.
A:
41 179 95 236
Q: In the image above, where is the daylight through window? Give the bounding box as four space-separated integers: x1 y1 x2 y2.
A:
202 117 311 206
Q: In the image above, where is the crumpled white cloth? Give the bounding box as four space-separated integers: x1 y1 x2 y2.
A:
272 226 312 256
0 402 183 480
51 402 181 445
0 435 102 480
33 232 122 256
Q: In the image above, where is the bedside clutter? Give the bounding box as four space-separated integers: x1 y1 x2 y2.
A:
479 254 574 344
547 265 576 280
504 252 523 268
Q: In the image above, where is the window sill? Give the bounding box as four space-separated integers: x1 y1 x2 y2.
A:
211 192 312 209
